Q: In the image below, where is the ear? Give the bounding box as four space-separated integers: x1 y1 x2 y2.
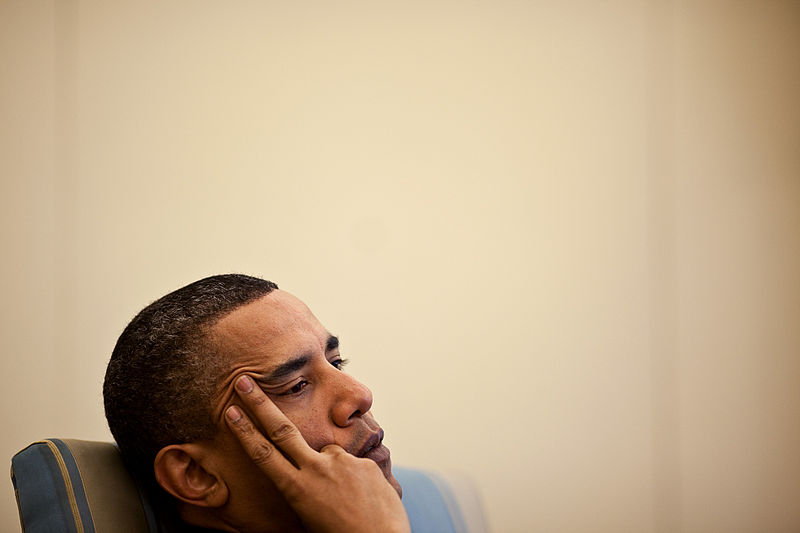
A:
154 443 229 508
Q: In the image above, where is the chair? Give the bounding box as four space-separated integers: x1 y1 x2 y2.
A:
11 439 488 533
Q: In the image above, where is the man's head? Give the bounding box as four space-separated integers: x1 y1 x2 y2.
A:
104 274 399 531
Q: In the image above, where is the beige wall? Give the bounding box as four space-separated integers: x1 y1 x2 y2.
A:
2 1 798 531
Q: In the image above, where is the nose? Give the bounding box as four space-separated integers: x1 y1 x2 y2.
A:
331 371 374 427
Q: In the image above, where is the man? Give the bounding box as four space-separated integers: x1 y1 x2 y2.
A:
103 274 409 532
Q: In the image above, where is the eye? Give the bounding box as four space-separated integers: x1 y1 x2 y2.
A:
331 358 350 371
280 380 309 396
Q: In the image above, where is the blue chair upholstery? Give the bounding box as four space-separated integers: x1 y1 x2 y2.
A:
394 468 485 533
11 439 488 533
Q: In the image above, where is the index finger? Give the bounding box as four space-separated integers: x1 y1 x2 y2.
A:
225 375 317 471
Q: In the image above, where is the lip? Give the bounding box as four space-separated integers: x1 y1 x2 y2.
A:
363 443 390 465
355 428 385 459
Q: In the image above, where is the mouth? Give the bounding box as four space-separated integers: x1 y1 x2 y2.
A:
353 427 401 497
355 428 391 465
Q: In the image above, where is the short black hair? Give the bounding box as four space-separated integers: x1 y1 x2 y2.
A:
103 274 278 486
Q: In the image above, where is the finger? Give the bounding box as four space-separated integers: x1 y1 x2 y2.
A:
232 374 317 465
318 443 349 457
225 403 298 479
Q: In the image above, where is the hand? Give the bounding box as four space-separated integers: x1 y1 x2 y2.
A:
224 375 411 533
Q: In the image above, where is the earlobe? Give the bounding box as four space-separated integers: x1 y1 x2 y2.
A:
154 444 229 508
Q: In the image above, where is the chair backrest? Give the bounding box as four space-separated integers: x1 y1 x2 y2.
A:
11 439 488 533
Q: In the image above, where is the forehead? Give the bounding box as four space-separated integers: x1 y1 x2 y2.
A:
210 290 329 365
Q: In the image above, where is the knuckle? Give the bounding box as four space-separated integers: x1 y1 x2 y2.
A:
269 423 295 443
363 457 382 473
321 444 346 456
249 442 275 466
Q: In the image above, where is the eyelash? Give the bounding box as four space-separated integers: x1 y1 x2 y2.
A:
278 358 350 396
332 358 350 371
282 381 309 396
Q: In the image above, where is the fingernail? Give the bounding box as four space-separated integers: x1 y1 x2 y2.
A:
226 405 242 422
235 375 254 393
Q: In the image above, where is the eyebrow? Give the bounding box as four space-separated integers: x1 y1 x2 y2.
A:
326 334 339 352
258 334 340 386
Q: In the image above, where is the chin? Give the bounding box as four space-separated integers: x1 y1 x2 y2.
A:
389 475 403 498
383 462 402 498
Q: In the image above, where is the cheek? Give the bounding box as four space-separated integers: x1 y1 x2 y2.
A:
281 404 330 450
280 403 336 452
